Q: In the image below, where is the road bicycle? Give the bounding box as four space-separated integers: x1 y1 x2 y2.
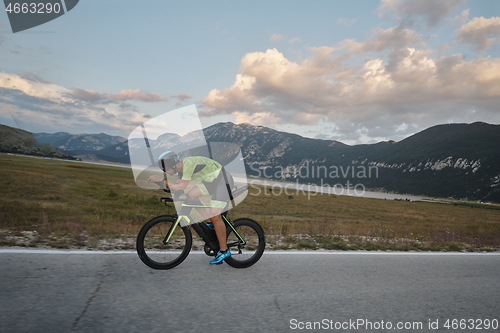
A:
136 185 265 269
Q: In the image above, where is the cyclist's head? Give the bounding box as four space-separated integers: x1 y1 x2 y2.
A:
157 151 180 172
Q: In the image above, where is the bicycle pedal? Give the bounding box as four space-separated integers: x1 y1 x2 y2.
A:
215 261 224 265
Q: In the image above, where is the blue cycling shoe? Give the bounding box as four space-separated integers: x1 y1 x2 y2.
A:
209 249 231 265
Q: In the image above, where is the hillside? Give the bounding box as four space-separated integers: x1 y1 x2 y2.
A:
1 153 499 252
34 132 127 151
29 121 500 202
202 122 500 202
34 131 127 162
0 124 77 160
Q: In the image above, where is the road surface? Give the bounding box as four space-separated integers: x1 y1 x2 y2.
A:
1 250 499 332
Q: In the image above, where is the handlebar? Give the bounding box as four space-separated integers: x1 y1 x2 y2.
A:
160 197 174 204
159 188 185 206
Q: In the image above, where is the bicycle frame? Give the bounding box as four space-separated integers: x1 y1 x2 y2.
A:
162 198 246 252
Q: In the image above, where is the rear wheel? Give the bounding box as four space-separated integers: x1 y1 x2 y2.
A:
136 215 192 269
224 218 265 268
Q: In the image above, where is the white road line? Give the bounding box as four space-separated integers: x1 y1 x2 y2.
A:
0 248 499 255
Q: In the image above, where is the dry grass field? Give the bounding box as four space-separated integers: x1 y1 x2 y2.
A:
1 154 499 251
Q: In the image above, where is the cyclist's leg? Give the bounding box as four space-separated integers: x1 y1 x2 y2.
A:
207 207 227 251
185 182 207 199
185 183 211 221
185 183 227 253
207 174 234 252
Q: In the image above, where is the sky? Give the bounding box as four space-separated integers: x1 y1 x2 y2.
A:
0 0 499 145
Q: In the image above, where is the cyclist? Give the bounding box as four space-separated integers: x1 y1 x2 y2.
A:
148 151 234 265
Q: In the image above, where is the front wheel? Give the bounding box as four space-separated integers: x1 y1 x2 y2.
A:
136 215 192 269
224 218 265 268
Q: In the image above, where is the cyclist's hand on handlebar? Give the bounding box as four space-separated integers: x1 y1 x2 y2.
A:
148 175 169 190
148 175 164 183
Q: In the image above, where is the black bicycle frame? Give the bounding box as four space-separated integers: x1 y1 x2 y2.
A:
162 197 246 252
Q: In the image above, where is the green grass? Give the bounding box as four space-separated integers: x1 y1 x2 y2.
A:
450 201 500 210
1 153 500 251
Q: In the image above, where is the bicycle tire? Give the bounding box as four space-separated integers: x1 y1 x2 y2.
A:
136 215 192 270
224 218 265 268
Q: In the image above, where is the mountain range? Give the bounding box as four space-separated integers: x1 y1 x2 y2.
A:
0 124 76 160
202 122 500 203
2 121 499 203
32 132 127 163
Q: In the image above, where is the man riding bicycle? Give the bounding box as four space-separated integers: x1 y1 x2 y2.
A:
148 151 234 265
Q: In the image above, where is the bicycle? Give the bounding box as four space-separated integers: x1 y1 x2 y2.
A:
136 185 265 269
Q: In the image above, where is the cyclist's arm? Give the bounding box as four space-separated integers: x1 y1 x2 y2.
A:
166 178 190 191
148 175 188 191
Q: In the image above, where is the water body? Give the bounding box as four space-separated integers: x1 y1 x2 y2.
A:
244 178 426 201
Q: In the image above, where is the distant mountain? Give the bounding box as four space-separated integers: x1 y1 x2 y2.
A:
34 132 127 162
199 122 346 181
203 122 348 166
202 122 500 202
356 122 500 202
0 124 77 160
34 132 126 151
29 121 500 202
359 122 500 162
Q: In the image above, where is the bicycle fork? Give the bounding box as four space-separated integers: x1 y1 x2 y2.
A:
162 214 182 245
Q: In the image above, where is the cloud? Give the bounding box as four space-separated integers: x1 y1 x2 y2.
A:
456 16 500 51
71 88 168 103
201 47 500 143
270 33 284 42
337 26 423 54
451 9 470 26
171 93 194 101
289 37 302 44
0 72 154 135
336 18 357 27
71 88 108 102
0 71 72 102
109 89 168 102
380 0 466 27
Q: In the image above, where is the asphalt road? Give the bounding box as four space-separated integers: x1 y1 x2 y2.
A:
1 250 499 333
